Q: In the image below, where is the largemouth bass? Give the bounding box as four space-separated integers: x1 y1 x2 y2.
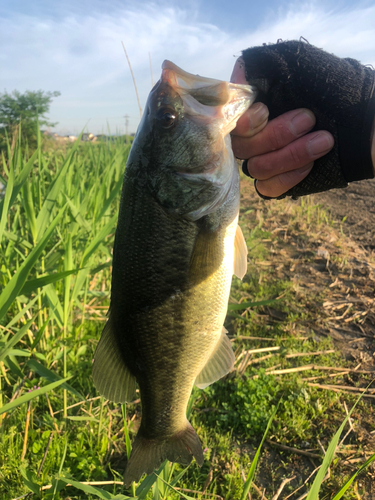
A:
93 61 255 485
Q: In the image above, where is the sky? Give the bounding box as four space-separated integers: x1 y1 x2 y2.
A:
1 0 375 136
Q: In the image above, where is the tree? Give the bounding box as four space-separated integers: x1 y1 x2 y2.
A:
0 89 61 150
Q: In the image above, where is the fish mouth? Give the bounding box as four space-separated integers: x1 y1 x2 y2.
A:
161 60 256 136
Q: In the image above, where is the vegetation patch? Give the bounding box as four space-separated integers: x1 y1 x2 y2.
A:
1 138 374 499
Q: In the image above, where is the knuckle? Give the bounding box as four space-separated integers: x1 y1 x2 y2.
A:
287 144 303 166
268 123 289 151
232 137 253 160
247 155 273 180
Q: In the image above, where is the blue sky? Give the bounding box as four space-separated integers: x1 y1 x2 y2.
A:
1 0 374 135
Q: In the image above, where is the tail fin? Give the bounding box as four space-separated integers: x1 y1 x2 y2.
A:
124 421 203 487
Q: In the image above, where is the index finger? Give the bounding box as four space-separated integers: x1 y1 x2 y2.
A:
232 108 316 160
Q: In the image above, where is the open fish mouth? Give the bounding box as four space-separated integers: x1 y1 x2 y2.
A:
161 60 256 136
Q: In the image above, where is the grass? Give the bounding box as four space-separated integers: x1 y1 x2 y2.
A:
1 134 374 499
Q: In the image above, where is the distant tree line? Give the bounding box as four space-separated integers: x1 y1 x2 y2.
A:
0 89 60 151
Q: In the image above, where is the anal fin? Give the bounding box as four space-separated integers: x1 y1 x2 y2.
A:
195 327 235 389
233 224 247 279
92 316 136 403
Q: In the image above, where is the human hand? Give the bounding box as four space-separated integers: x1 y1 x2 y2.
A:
232 41 375 199
231 58 334 198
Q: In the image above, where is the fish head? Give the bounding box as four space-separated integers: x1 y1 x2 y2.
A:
129 61 256 220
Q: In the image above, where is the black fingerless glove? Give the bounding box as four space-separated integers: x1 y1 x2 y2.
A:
241 40 375 199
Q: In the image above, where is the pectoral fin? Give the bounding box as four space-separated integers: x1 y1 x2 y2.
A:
195 327 235 389
190 228 223 284
92 316 137 403
233 224 247 279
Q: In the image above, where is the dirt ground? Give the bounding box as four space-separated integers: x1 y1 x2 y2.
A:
313 178 375 252
239 179 375 499
312 180 375 370
242 178 375 372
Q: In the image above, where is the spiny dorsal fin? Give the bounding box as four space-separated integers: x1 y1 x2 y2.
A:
92 316 137 403
233 224 247 279
195 327 235 389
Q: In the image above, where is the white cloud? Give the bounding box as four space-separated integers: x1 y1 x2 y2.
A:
1 1 374 134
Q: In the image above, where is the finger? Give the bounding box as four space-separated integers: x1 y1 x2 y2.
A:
247 131 334 180
232 102 269 139
230 57 247 84
256 163 314 198
232 108 316 160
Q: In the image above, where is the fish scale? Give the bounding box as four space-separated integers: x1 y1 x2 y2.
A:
92 60 255 485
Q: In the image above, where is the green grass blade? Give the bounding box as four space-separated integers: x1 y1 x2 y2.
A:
22 177 37 243
4 354 24 378
331 453 375 499
20 268 80 296
0 319 33 362
65 195 92 232
58 475 134 499
67 416 99 422
63 234 73 326
96 176 123 221
89 261 112 275
44 283 64 327
6 348 30 357
135 461 168 499
240 402 280 500
5 294 41 329
306 392 365 500
30 317 49 349
0 208 65 320
0 157 14 244
227 299 278 311
0 149 38 220
81 213 117 267
122 403 132 460
70 268 90 305
35 140 80 241
26 358 83 399
0 376 72 415
152 474 196 500
3 229 33 250
19 466 40 496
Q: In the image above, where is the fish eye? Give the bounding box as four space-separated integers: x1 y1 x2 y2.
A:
156 108 176 129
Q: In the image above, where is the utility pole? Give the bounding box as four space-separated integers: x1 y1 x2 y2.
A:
124 114 129 143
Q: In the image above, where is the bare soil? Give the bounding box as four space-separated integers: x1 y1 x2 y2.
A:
313 178 375 251
239 179 375 499
312 180 375 370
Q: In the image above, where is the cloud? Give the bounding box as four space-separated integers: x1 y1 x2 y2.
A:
1 1 374 134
